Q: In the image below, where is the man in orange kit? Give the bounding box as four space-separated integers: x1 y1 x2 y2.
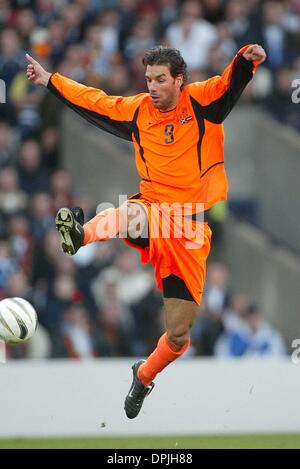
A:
26 43 266 419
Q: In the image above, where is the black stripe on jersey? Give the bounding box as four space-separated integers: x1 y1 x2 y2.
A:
200 55 254 124
200 161 224 179
190 96 205 173
48 80 135 142
132 107 151 181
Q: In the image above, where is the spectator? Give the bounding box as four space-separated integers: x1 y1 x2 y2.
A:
8 214 32 273
214 293 252 355
265 65 299 129
261 1 293 70
205 262 231 316
43 273 78 355
50 169 73 212
165 0 218 70
31 227 61 289
40 126 60 171
0 28 25 89
102 63 131 95
62 304 96 359
6 269 32 300
0 240 18 296
96 8 119 75
35 0 59 28
157 0 179 38
191 262 231 355
63 2 86 45
48 17 68 67
15 8 37 49
124 17 156 60
0 166 28 216
224 0 252 48
215 303 287 357
118 0 138 55
18 139 49 195
30 192 54 240
202 0 226 25
0 121 16 169
95 272 135 356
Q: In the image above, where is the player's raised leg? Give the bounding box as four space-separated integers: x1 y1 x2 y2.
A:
55 201 146 255
124 294 197 419
139 297 197 383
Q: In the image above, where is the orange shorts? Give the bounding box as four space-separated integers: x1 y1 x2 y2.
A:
123 196 212 304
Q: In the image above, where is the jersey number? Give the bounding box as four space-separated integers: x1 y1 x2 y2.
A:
164 124 174 144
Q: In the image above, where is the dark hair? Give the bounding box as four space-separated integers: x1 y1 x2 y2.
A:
142 46 188 88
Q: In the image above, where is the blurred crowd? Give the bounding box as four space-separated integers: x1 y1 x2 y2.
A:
191 262 286 358
0 0 295 359
1 0 300 133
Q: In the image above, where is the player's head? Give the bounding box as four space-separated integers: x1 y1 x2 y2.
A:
143 46 187 111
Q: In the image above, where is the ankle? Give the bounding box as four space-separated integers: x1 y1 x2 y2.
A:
138 365 153 387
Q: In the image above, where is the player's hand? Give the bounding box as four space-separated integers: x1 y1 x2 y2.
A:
26 53 51 86
243 45 267 65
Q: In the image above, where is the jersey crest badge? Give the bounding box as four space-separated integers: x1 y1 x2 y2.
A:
180 116 193 124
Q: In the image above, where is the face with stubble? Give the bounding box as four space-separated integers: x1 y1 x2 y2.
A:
145 64 183 112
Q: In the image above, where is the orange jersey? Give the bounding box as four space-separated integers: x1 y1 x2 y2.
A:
48 46 257 210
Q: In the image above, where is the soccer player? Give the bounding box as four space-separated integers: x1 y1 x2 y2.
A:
26 43 266 419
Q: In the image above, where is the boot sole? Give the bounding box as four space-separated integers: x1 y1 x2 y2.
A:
55 208 76 256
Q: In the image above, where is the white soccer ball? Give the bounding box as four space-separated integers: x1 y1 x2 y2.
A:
0 297 37 344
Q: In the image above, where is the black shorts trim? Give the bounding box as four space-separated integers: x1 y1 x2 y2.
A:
162 274 195 302
127 234 149 248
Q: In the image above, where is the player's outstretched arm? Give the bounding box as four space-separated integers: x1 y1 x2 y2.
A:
188 44 267 124
26 54 51 87
26 54 143 142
